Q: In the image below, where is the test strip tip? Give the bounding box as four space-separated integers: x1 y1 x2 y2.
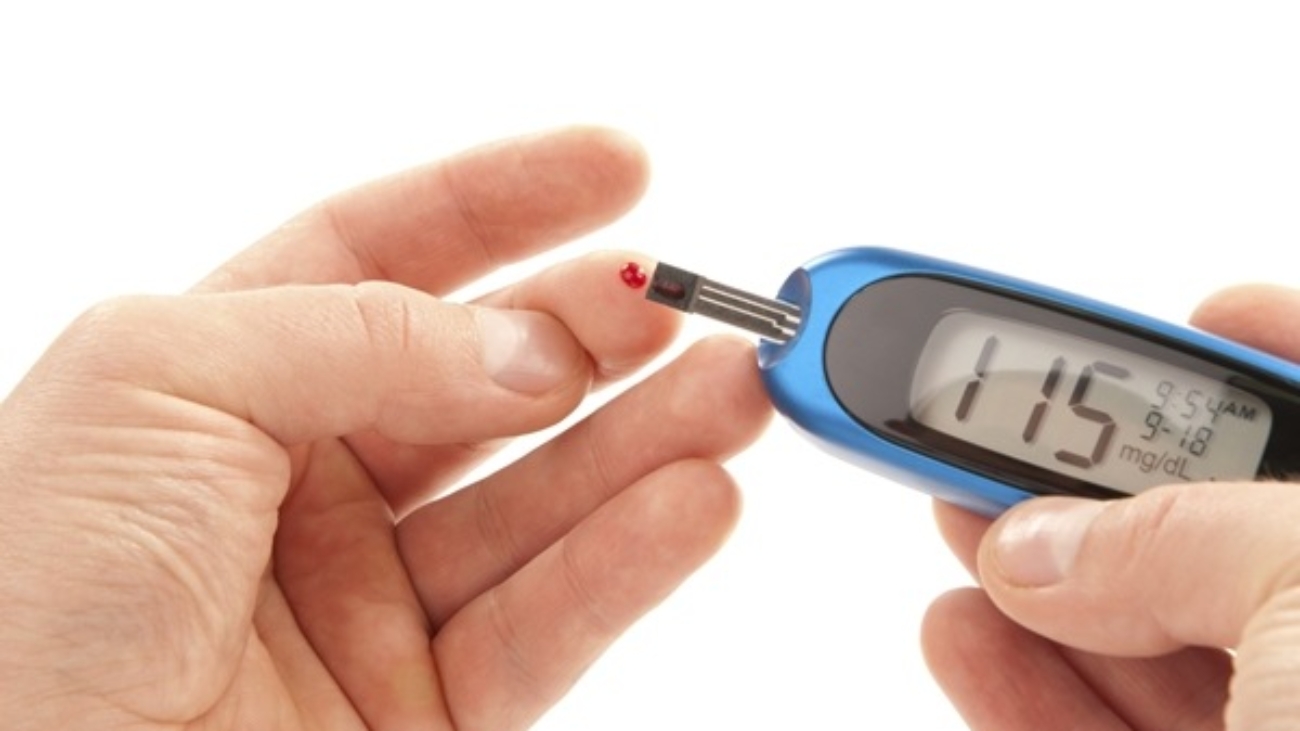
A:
651 279 687 300
645 262 700 312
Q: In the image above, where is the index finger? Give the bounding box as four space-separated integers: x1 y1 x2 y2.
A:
193 126 650 294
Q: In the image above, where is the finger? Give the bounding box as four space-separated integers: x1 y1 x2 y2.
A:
193 126 649 295
345 250 682 515
1187 278 1300 729
976 485 1300 655
1063 639 1231 731
42 282 590 447
474 250 679 385
397 336 772 626
923 588 1130 730
273 437 446 730
1190 284 1300 360
432 458 742 731
932 499 992 578
923 588 1228 731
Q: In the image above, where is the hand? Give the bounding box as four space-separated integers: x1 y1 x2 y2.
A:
0 127 773 731
921 284 1300 730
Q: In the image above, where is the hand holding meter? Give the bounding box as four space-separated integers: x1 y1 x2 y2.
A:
646 248 1300 517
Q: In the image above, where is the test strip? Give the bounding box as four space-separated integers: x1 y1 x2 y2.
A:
646 262 802 343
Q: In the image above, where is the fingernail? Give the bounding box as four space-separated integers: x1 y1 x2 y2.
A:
993 499 1106 587
476 308 581 394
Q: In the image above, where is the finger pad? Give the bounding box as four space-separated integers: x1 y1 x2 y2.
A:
1190 284 1300 362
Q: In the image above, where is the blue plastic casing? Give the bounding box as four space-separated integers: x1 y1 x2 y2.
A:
757 247 1300 517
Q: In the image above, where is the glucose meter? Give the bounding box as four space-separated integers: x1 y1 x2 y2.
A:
645 248 1300 517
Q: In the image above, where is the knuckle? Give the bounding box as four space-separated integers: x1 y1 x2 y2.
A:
439 162 499 270
559 538 617 636
55 295 175 381
69 294 155 338
472 484 527 577
347 281 419 356
484 588 545 700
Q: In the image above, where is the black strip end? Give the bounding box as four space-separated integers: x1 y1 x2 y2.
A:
645 262 699 311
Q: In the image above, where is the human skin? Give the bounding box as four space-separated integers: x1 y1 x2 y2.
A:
0 127 773 730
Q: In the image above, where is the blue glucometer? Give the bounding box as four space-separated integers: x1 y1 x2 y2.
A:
647 248 1300 517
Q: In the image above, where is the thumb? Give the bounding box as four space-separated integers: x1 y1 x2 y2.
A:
21 281 592 446
979 485 1300 726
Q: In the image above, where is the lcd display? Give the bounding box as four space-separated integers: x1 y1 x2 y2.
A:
910 311 1272 495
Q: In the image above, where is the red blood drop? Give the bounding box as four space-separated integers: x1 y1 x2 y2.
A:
620 261 648 289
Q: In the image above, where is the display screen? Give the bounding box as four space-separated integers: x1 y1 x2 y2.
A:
910 311 1273 495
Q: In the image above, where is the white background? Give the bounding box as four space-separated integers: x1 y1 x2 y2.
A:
2 3 1298 729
